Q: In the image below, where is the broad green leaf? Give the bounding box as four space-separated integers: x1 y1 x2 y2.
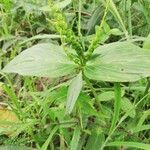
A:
3 43 77 78
121 98 136 118
85 128 104 150
66 72 83 114
70 127 81 150
84 41 150 82
106 141 150 150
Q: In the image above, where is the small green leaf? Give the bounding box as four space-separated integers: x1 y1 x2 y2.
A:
84 41 150 82
98 91 114 102
66 72 83 114
70 127 81 150
121 98 136 118
85 128 104 150
106 141 150 150
98 90 124 101
137 110 150 127
110 28 123 36
131 125 150 133
3 43 77 78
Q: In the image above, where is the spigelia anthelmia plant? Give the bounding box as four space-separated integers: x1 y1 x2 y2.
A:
0 0 150 149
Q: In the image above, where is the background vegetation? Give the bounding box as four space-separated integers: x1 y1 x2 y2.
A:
0 0 150 150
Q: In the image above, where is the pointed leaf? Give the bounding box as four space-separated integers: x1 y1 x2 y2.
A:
0 146 34 150
121 98 136 118
70 127 81 150
106 141 150 150
98 90 124 101
3 43 77 78
85 128 104 150
84 41 150 82
66 72 82 114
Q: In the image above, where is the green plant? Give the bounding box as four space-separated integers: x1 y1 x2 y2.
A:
0 0 150 150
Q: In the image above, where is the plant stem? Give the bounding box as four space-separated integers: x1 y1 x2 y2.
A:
83 74 101 109
127 0 132 37
144 78 150 96
78 0 82 36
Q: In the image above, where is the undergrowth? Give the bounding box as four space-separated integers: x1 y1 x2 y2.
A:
0 0 150 150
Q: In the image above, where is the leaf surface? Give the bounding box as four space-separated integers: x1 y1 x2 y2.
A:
3 43 77 78
84 41 150 82
66 72 82 114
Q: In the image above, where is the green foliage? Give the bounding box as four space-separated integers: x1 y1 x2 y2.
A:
3 43 77 78
66 72 83 114
84 41 150 82
0 0 150 150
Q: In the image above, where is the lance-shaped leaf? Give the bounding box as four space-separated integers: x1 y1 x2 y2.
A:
2 43 77 78
84 41 150 82
66 72 83 114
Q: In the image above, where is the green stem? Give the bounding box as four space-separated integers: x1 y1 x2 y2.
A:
144 78 150 96
78 0 82 36
127 0 132 37
83 74 101 109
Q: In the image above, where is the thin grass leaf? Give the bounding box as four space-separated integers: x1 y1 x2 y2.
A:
41 126 58 150
0 146 34 150
102 0 128 36
137 110 150 127
109 83 121 134
70 127 81 150
106 141 150 150
131 125 150 133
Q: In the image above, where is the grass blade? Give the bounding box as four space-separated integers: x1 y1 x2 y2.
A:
106 141 150 150
41 126 58 150
70 127 81 150
109 83 121 134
